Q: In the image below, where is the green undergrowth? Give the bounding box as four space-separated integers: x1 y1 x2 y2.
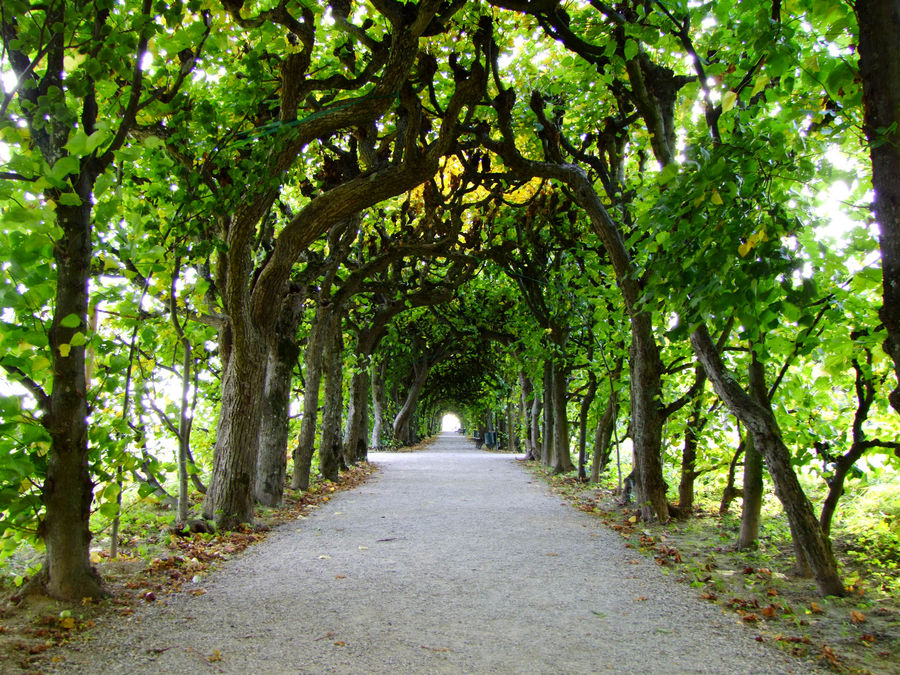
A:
527 463 900 675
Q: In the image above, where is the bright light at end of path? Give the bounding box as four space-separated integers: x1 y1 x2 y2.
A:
441 414 461 432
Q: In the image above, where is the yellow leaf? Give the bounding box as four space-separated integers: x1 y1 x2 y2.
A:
208 650 221 662
59 617 76 630
90 551 102 563
58 343 71 357
738 242 752 257
628 516 638 523
722 91 738 113
693 194 706 207
710 190 724 205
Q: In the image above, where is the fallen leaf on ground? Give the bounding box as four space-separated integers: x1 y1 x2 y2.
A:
850 610 866 624
634 596 648 601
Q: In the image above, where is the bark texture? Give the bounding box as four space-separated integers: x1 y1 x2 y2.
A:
292 306 328 490
344 367 371 463
737 350 766 549
393 358 431 446
319 313 345 481
255 291 304 506
856 0 900 415
202 336 267 528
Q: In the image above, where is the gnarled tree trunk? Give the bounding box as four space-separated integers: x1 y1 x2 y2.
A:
691 325 843 596
393 357 431 446
256 290 304 506
551 360 574 473
291 305 328 490
319 312 344 481
202 328 267 528
344 365 371 463
856 0 900 416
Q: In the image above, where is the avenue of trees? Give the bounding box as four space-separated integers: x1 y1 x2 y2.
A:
0 0 898 601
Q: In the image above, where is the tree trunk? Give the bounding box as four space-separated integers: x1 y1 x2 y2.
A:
506 396 517 451
344 365 371 463
591 383 619 482
541 361 553 466
202 332 267 529
518 373 536 459
737 348 767 549
255 333 299 506
551 360 574 473
577 371 598 480
256 290 304 505
519 371 534 460
737 439 764 549
319 313 344 481
530 385 542 461
719 439 746 515
677 386 704 512
856 0 900 416
370 359 387 449
40 196 104 600
392 358 430 446
291 307 328 490
629 315 669 520
691 325 844 596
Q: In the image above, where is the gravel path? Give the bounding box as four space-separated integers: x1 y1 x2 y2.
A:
50 433 818 673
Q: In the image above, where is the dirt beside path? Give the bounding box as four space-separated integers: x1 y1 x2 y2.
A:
43 433 819 673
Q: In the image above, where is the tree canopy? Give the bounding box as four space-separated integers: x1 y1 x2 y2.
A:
1 0 898 601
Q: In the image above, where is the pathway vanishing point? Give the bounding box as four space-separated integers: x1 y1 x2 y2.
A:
49 433 818 674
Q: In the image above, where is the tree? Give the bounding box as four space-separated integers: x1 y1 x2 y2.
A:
855 0 900 416
0 0 204 599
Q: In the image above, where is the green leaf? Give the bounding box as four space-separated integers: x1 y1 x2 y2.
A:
624 39 639 61
658 163 679 185
58 193 82 207
721 91 738 113
59 313 81 328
